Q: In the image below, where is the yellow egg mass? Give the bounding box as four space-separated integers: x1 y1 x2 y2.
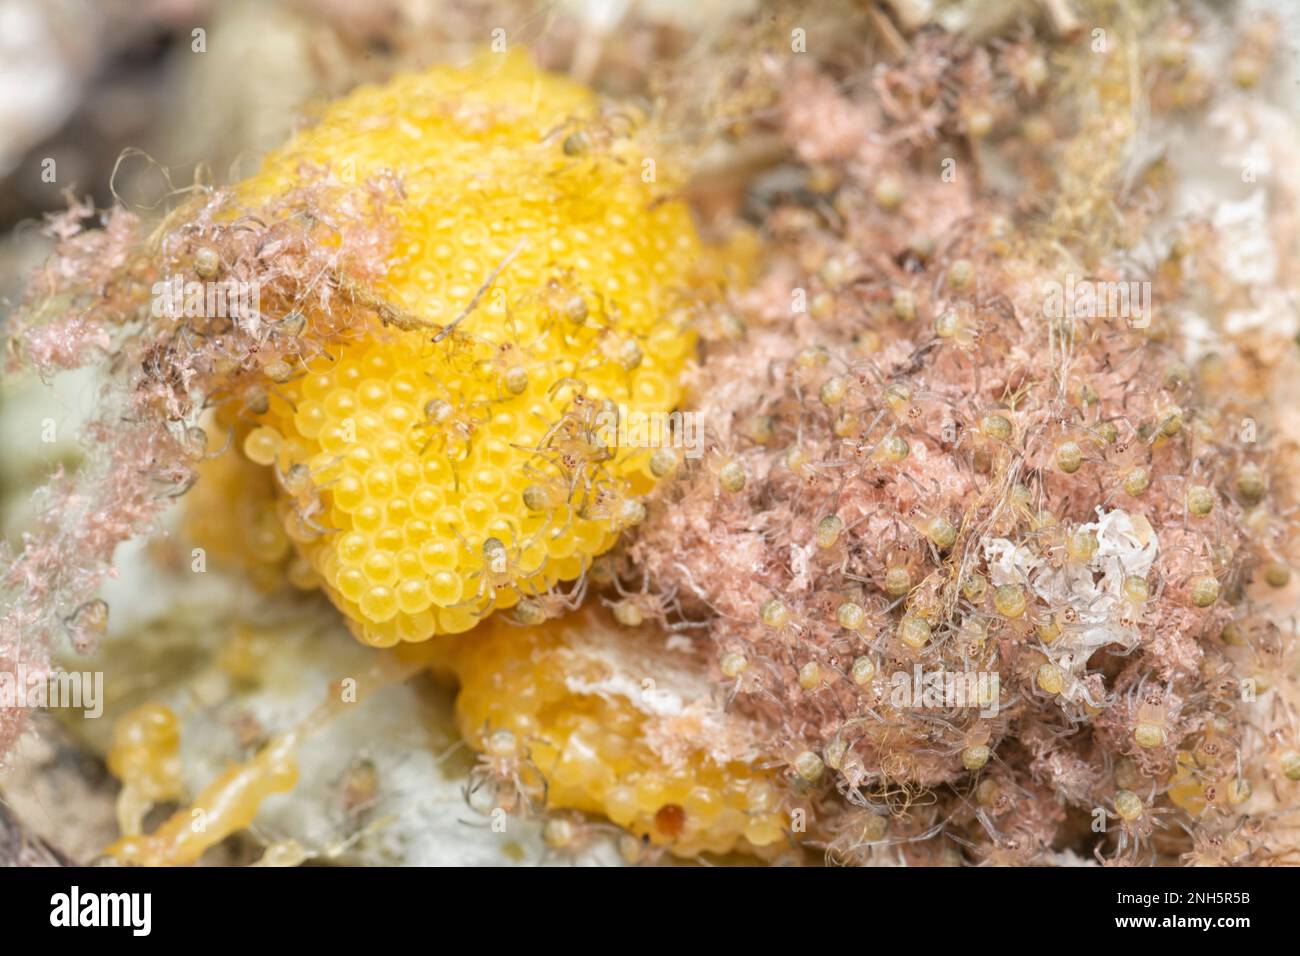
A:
239 54 705 645
431 610 789 859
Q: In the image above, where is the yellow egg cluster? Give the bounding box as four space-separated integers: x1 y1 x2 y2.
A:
239 53 704 645
431 610 789 859
184 440 294 591
106 703 184 821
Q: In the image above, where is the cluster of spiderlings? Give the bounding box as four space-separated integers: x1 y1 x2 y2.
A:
235 54 706 645
620 15 1300 866
430 609 789 859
